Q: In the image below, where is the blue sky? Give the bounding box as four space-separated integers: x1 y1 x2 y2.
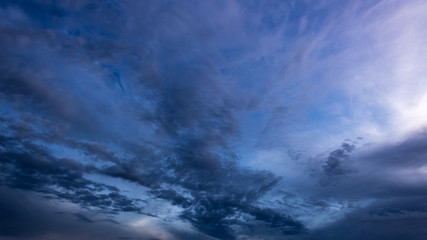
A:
1 0 427 239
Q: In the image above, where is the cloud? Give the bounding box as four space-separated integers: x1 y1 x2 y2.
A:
2 0 427 239
0 187 155 240
320 141 356 184
305 199 427 240
0 1 308 237
290 130 427 239
0 132 144 215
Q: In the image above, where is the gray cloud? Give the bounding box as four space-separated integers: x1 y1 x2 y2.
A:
0 1 307 237
2 0 427 239
0 187 154 240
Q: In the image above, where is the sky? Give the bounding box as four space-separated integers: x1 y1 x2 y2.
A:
1 0 427 239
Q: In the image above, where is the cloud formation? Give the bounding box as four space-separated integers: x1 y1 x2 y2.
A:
1 0 427 239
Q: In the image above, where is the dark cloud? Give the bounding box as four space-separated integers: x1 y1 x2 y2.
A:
3 0 426 239
322 142 355 177
0 132 144 215
0 187 154 240
150 158 305 238
324 131 427 199
305 200 427 240
0 1 306 238
360 130 427 168
295 131 427 239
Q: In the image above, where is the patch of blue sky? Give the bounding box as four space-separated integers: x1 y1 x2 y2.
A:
44 142 86 161
84 173 151 201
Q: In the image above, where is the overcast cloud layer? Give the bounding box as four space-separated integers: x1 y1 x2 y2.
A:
1 0 427 239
